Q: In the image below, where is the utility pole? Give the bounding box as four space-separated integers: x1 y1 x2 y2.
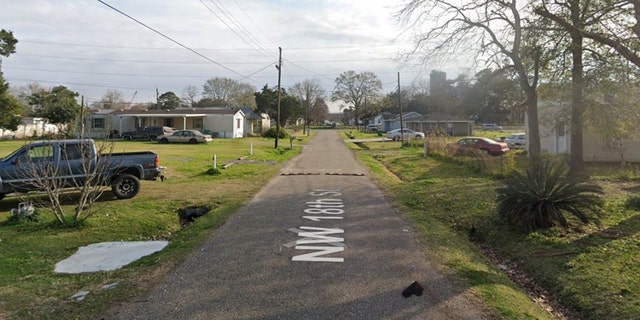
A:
275 47 282 149
398 72 404 144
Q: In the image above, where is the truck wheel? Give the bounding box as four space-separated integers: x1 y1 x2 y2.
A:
149 135 157 141
124 136 132 141
159 138 169 144
111 174 141 199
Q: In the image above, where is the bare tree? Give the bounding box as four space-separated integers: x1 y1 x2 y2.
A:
202 77 257 108
12 138 116 224
290 79 326 134
332 71 382 130
534 0 640 175
536 0 640 68
182 85 199 107
398 0 543 164
93 89 125 110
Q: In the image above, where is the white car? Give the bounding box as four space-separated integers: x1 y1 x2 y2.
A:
385 128 425 141
158 130 212 144
503 133 526 149
482 123 503 131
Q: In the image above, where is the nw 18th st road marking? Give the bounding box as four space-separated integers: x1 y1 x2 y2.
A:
291 189 345 263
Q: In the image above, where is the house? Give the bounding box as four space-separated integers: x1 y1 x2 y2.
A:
83 108 246 139
372 111 474 136
536 103 640 162
384 112 423 131
239 107 271 136
404 112 475 137
371 112 395 131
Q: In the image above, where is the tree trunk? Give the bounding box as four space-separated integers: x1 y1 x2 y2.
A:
524 87 542 166
569 0 585 176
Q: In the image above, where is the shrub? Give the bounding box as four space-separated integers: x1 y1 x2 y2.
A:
496 160 604 232
624 196 640 210
262 127 288 139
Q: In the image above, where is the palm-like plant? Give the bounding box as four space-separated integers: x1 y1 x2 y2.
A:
497 160 604 232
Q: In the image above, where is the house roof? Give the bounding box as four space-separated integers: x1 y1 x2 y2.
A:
238 107 264 120
108 108 244 117
390 111 422 121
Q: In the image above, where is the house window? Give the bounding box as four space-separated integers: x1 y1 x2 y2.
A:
236 118 241 129
93 118 105 129
194 118 203 129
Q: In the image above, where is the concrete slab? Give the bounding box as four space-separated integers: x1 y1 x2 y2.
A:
54 241 169 274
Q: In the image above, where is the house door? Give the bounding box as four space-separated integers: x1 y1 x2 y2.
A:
556 125 568 153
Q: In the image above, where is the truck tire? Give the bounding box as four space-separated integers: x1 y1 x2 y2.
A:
124 136 132 141
111 174 141 199
149 135 157 141
159 138 169 144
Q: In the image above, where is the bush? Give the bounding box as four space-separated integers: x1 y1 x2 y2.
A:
624 195 640 210
496 160 604 232
262 127 288 139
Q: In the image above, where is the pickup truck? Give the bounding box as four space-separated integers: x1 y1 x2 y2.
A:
0 139 164 201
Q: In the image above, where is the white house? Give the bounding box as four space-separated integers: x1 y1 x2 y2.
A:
83 108 247 139
534 102 640 163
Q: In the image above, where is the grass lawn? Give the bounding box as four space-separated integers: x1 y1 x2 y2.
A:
2 130 638 319
346 133 640 320
0 135 307 319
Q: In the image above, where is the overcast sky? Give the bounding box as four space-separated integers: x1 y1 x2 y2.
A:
1 0 471 111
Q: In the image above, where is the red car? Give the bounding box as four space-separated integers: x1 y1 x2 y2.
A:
455 137 509 156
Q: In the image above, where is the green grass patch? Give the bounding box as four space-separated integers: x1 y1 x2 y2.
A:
350 138 640 319
0 136 301 319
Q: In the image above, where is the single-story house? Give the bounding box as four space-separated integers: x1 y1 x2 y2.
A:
404 112 475 137
384 112 423 131
534 102 640 162
371 111 474 136
83 108 247 139
371 112 395 131
239 107 271 137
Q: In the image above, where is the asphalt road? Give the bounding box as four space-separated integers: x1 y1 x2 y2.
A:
105 130 489 320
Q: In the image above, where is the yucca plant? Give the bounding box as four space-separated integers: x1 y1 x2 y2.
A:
497 160 604 232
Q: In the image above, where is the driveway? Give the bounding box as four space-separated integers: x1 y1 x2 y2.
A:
104 130 489 320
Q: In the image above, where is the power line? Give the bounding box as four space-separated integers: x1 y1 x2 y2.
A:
13 53 273 65
199 0 271 58
97 0 247 79
230 0 276 47
19 39 408 52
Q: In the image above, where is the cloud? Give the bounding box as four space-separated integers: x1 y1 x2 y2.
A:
1 0 466 107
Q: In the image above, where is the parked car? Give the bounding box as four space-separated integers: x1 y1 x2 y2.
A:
454 137 509 156
482 123 503 131
503 133 526 149
158 130 212 144
0 139 164 201
121 126 174 141
385 128 425 141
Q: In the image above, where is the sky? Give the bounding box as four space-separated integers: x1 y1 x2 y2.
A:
0 0 472 112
